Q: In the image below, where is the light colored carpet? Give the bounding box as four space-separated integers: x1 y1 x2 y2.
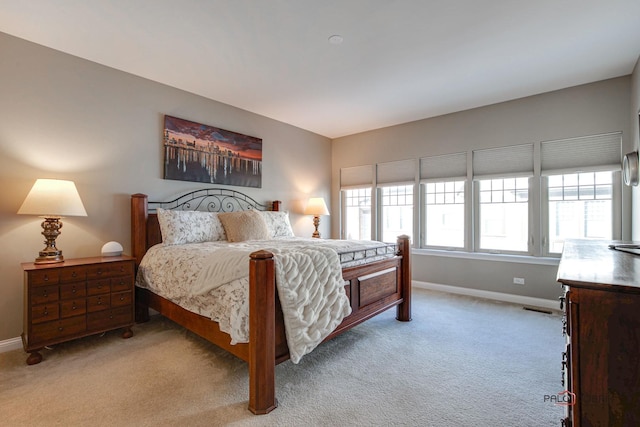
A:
0 288 565 426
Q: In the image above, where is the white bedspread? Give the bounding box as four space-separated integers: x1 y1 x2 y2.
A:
136 238 390 362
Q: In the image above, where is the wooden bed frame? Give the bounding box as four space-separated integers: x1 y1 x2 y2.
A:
130 189 411 414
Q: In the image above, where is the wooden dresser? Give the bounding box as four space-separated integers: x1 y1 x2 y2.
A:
557 240 640 427
22 255 135 365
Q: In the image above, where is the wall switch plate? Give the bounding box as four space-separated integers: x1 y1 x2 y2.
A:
513 277 525 285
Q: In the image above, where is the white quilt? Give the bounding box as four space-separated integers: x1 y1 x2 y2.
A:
137 238 380 362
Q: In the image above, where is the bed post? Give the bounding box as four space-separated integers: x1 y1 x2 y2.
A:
272 200 281 211
396 235 412 322
248 250 278 414
131 193 148 266
131 194 150 323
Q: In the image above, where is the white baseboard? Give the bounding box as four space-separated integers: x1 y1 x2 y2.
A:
413 281 561 313
0 337 23 354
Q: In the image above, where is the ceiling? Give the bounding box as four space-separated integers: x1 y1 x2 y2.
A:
1 0 639 139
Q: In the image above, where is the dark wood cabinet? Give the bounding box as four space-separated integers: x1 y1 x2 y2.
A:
557 240 640 427
22 256 135 365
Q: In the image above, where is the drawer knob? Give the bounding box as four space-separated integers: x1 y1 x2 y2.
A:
58 327 63 332
43 291 48 297
43 310 48 316
72 272 77 278
72 305 77 310
72 288 77 293
97 269 103 275
120 296 124 301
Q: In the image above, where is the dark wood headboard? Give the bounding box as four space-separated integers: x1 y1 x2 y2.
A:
131 188 281 265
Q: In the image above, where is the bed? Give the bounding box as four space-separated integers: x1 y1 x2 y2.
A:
131 188 411 414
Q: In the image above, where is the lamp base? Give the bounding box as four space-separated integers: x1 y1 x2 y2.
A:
35 248 64 264
312 215 321 239
34 217 64 264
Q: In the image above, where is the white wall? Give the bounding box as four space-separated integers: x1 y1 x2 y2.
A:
332 77 632 301
0 32 331 341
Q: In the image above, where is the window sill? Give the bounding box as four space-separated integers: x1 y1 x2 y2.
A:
412 248 560 266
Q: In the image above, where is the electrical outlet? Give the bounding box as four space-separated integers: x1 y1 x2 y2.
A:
513 277 525 285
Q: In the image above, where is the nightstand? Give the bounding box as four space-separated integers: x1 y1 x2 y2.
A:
21 255 135 365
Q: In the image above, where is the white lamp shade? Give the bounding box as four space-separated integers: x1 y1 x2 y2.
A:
304 197 330 216
18 179 88 217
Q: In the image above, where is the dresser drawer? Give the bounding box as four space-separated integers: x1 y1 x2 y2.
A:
86 262 134 280
28 270 60 286
31 304 60 324
111 291 132 308
30 315 86 343
31 285 59 305
111 275 133 292
87 306 132 331
87 279 111 296
60 282 86 299
87 294 110 312
59 267 87 283
60 299 87 318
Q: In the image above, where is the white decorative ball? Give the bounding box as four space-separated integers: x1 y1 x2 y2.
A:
101 241 123 257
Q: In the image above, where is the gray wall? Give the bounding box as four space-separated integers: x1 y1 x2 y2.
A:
332 77 633 301
0 32 331 341
631 57 640 240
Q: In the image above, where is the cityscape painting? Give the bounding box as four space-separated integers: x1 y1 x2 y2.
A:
163 115 262 188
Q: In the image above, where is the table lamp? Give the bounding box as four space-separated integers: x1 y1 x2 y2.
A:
304 197 329 238
18 179 88 264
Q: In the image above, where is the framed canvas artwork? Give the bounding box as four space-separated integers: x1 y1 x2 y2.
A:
163 115 262 188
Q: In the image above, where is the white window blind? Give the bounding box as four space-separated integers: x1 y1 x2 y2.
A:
376 159 416 186
341 165 373 189
473 143 534 180
541 132 622 175
420 152 467 182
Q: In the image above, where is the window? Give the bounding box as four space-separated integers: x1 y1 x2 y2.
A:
473 144 534 254
546 172 613 254
339 132 622 256
424 180 465 248
541 133 622 255
420 152 467 249
478 177 529 252
340 165 374 240
343 188 372 240
380 184 413 243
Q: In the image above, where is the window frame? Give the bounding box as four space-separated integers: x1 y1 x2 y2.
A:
540 171 622 257
473 176 534 256
376 183 415 244
340 186 374 240
421 179 467 250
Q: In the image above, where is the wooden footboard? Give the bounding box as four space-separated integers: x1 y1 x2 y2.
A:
131 192 411 415
245 235 411 414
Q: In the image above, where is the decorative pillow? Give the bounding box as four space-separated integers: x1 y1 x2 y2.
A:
259 211 295 238
218 210 271 242
157 208 227 245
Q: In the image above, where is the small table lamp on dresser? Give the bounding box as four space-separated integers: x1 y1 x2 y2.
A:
17 179 87 264
304 197 330 238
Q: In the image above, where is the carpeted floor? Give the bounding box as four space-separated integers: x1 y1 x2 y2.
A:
0 288 565 426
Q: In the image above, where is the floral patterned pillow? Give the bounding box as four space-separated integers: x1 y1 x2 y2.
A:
259 211 295 238
157 208 227 245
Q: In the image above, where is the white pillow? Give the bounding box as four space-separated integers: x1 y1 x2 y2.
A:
259 211 295 238
157 208 227 245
